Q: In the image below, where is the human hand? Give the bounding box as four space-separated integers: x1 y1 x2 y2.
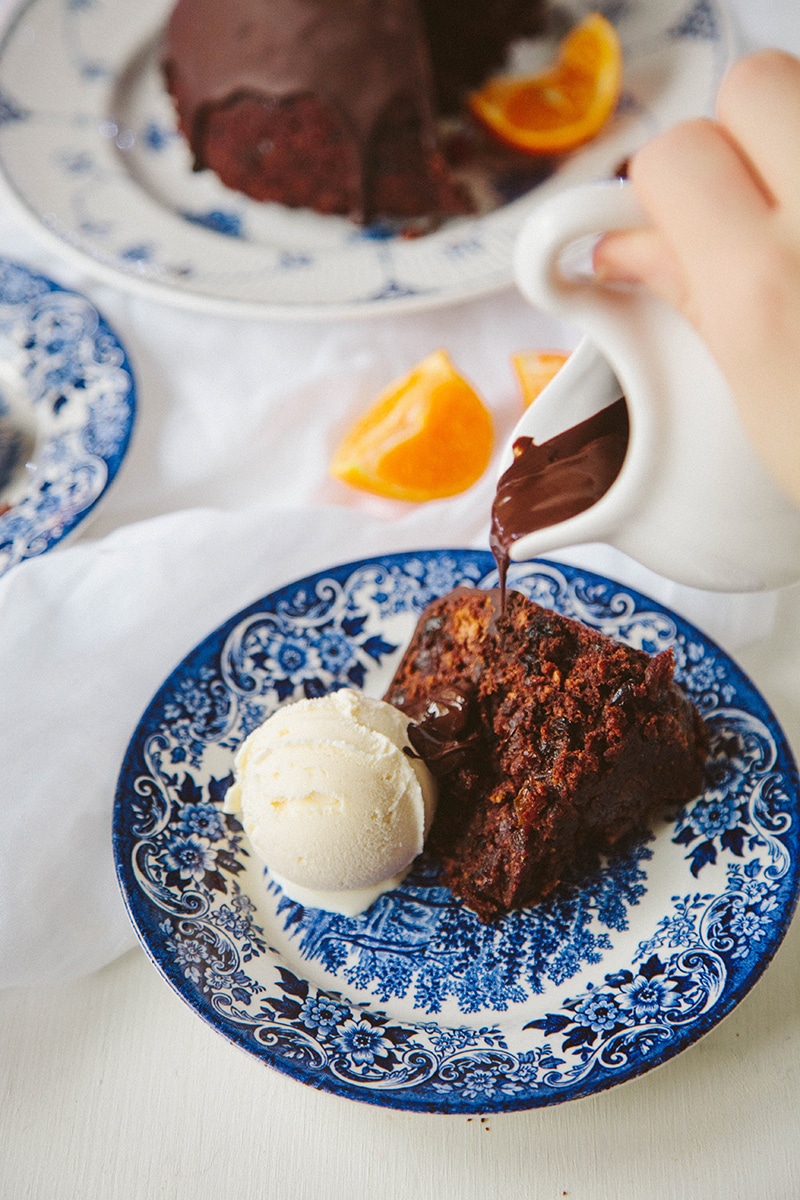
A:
594 50 800 507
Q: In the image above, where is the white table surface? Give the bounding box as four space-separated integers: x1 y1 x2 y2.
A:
3 2 800 1198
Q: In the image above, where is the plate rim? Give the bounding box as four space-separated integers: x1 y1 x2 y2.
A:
113 549 800 1113
0 254 137 576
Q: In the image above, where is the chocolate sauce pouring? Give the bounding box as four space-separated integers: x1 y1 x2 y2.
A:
491 397 629 605
402 397 629 767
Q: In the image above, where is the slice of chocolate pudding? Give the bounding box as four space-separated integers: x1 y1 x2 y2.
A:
386 587 707 921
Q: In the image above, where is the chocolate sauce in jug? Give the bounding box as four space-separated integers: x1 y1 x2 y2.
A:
491 397 629 603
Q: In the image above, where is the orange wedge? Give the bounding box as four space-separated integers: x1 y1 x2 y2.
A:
331 349 493 502
468 13 623 155
512 350 569 408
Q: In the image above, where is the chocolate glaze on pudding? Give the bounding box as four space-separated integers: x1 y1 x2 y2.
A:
162 0 473 222
164 0 436 166
491 397 629 602
403 683 481 777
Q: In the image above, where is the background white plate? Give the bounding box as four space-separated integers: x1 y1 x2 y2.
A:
0 0 735 318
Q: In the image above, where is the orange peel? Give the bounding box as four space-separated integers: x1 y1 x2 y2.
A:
468 13 623 155
331 349 493 502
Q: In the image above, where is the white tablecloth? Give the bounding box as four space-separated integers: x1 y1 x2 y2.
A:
2 2 800 1197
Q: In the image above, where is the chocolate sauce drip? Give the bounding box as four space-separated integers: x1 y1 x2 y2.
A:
491 397 629 604
402 684 480 776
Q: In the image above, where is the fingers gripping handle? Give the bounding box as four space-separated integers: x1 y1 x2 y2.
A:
513 180 646 317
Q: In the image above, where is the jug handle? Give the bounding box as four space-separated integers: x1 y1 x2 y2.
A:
503 179 654 567
513 179 645 322
509 179 800 591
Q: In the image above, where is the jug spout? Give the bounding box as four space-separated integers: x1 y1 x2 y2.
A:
494 347 631 565
507 181 800 592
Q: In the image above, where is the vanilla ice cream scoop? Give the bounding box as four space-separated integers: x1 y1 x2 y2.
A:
224 688 437 916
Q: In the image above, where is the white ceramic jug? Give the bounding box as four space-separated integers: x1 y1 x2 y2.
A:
508 179 800 592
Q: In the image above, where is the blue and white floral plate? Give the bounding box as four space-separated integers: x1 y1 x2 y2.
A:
0 257 135 578
114 551 799 1112
0 0 735 319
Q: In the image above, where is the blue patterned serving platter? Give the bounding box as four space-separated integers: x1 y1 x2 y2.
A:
0 0 735 318
114 551 800 1113
0 257 135 578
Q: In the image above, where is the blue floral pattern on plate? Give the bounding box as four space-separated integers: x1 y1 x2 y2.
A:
0 0 735 318
0 257 135 577
113 551 799 1112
